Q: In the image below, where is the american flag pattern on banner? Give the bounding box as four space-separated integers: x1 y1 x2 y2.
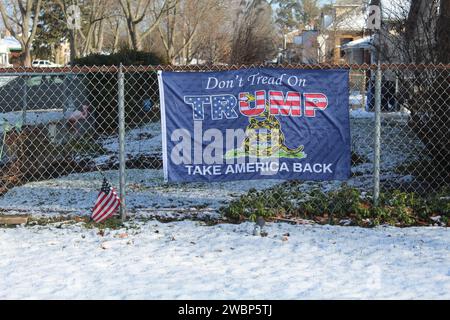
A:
91 178 121 223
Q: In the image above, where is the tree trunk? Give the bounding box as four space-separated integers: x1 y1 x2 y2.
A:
405 0 422 61
22 47 32 67
96 20 105 53
69 30 78 63
128 21 141 51
112 21 121 53
437 0 450 63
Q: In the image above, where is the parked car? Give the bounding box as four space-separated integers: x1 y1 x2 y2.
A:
31 60 61 68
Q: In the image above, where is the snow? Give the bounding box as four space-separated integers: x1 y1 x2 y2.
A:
99 122 162 160
349 92 365 107
0 169 281 218
0 109 65 132
342 36 373 50
349 109 411 119
0 220 449 299
0 102 445 300
350 109 374 118
0 112 424 217
0 76 18 87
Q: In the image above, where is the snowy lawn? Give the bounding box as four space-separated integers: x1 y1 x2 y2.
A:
0 220 449 299
100 122 162 160
0 111 422 219
0 109 65 131
0 169 281 218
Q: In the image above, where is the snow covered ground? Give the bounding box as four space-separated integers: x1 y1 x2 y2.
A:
95 122 162 166
101 122 162 157
0 109 65 133
350 111 423 173
349 92 365 108
0 110 423 218
0 220 449 299
349 108 411 119
0 169 281 218
0 107 446 300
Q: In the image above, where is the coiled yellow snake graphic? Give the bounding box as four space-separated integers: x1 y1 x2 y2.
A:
242 93 304 157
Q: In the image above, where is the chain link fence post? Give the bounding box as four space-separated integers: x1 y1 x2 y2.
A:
373 62 382 206
22 76 28 125
118 64 126 221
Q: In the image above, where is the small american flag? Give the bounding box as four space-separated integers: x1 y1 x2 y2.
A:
91 178 121 223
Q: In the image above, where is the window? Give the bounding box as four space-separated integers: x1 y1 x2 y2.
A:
340 37 353 58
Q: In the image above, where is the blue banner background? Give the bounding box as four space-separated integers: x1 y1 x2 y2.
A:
159 68 350 182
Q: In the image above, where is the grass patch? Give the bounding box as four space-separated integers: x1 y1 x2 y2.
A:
220 182 450 227
64 137 107 157
24 215 126 230
12 214 222 230
351 152 369 165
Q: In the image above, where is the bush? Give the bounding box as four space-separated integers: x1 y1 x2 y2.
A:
73 50 166 133
73 50 167 66
221 182 450 227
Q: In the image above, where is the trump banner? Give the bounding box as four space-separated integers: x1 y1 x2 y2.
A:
158 68 350 182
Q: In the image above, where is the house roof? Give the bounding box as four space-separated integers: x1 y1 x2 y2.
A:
326 0 411 32
341 35 374 50
0 36 21 51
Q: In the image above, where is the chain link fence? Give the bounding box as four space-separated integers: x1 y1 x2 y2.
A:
0 64 448 223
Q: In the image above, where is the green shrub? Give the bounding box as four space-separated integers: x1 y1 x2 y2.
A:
73 50 167 66
65 136 106 156
221 183 449 227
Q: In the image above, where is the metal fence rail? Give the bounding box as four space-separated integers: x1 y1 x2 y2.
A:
0 63 448 221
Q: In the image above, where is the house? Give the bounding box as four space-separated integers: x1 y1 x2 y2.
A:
340 35 374 64
0 33 22 67
0 30 70 67
323 0 411 65
284 0 385 65
317 0 367 64
0 42 8 66
284 29 320 64
315 0 411 111
338 1 412 112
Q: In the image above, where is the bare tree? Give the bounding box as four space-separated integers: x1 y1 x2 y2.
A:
404 0 439 63
54 0 111 61
230 0 278 64
0 0 43 66
157 0 179 62
436 0 449 63
105 2 124 53
157 0 217 64
80 0 110 55
54 0 78 62
187 0 232 64
377 0 450 185
118 0 174 51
